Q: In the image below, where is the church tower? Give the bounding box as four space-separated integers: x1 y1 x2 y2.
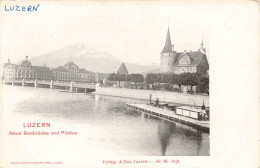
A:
199 38 206 55
160 27 176 73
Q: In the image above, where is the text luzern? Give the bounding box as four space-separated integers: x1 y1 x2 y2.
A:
4 4 40 12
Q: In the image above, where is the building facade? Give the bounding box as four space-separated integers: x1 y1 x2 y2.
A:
160 28 209 74
2 57 110 83
4 63 16 80
52 62 93 82
15 56 53 80
2 56 53 81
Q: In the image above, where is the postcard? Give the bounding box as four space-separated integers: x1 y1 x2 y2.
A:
0 0 259 168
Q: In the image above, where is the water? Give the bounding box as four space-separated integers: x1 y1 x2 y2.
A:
1 85 209 159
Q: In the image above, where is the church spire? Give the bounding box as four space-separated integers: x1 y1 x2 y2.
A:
161 27 173 53
199 37 206 54
200 37 204 48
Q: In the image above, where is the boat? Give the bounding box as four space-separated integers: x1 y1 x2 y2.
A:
175 106 208 120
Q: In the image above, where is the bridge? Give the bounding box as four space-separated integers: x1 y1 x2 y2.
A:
3 79 96 93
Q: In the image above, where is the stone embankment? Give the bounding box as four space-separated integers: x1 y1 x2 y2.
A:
94 86 209 107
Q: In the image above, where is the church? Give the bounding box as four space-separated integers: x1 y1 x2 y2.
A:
160 28 209 74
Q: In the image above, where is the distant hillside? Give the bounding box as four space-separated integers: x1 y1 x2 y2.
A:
141 68 161 75
29 43 159 73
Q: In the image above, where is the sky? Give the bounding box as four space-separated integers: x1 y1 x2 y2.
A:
1 1 209 65
0 2 259 167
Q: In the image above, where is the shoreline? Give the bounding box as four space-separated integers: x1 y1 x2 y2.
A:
93 92 187 106
94 86 209 107
126 103 209 132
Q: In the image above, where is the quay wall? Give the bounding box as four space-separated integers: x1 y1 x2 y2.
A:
94 86 209 107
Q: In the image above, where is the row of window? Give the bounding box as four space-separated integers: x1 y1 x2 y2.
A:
161 60 191 66
56 77 90 80
55 74 90 78
5 72 51 76
178 67 196 73
161 54 174 57
180 59 190 64
4 73 90 79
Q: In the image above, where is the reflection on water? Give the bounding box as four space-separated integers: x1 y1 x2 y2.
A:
2 85 209 156
157 119 206 156
158 121 175 156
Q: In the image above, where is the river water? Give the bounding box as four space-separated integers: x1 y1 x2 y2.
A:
1 85 209 160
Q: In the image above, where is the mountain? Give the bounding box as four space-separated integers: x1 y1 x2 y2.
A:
29 43 159 73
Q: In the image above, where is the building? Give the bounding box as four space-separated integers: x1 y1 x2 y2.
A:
52 61 94 82
2 58 17 81
95 72 110 83
160 27 209 74
2 57 110 83
117 62 128 74
15 56 53 80
2 56 53 81
1 58 108 83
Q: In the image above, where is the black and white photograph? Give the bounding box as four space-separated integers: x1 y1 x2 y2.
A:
0 1 258 168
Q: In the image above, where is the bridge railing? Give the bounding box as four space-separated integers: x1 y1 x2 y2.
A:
4 79 96 89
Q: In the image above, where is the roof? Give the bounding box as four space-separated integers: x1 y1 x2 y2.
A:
3 63 17 68
32 66 51 71
173 51 206 66
177 106 203 113
63 61 79 70
21 60 32 68
79 68 93 74
161 27 173 53
5 64 17 68
52 66 68 72
79 68 87 73
117 63 128 74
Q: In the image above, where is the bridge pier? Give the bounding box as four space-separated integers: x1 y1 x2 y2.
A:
34 79 37 88
69 81 74 92
22 79 25 87
50 80 53 89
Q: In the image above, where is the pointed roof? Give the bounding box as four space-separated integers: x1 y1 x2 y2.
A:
199 38 206 54
200 37 204 48
161 27 173 53
173 51 208 66
117 63 128 74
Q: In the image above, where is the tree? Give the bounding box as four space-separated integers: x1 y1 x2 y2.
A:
108 73 117 81
145 73 159 90
161 73 172 84
130 74 144 88
186 73 199 94
145 73 159 84
197 74 209 94
175 74 184 92
108 73 127 87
